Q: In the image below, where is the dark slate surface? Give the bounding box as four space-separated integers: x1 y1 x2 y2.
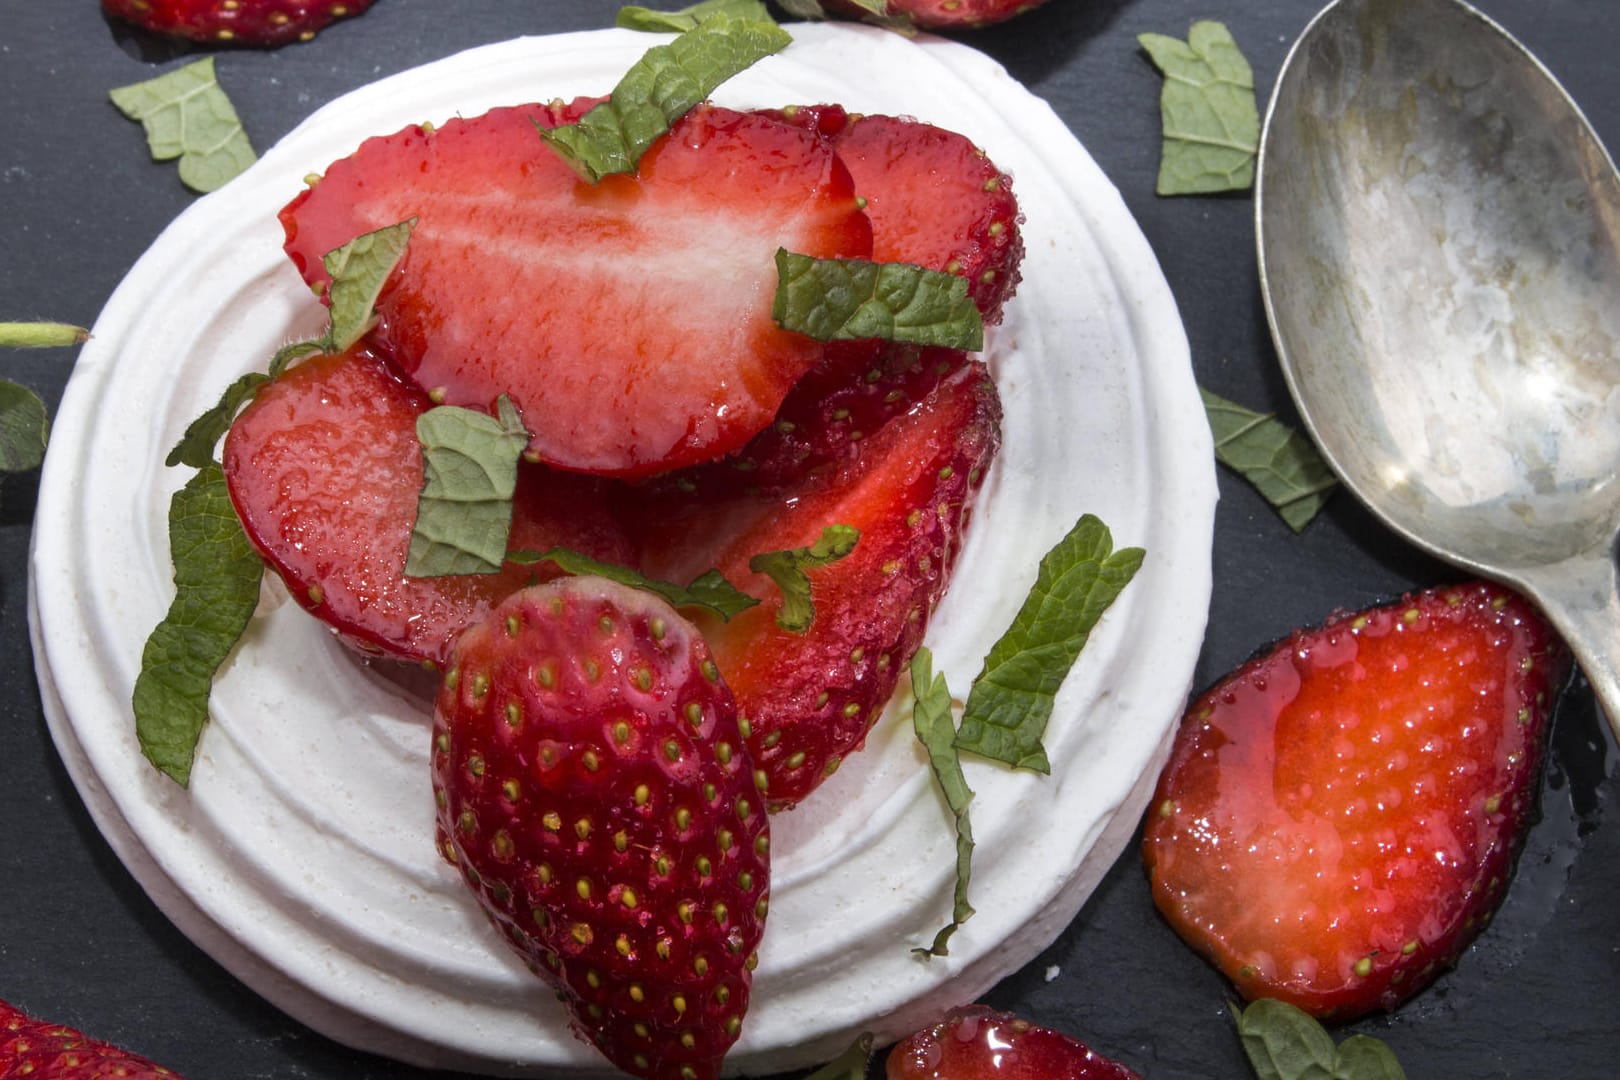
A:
2 1 1615 1077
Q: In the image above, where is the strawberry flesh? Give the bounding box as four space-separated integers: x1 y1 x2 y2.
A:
764 106 1023 323
432 577 768 1080
222 345 636 667
887 1006 1142 1080
102 0 374 46
824 0 1053 31
637 357 1001 809
1142 581 1571 1018
281 102 872 478
2 998 181 1078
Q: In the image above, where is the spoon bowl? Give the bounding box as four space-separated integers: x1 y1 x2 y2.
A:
1258 0 1620 733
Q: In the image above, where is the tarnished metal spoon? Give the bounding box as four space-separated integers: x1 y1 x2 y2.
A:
1257 0 1620 735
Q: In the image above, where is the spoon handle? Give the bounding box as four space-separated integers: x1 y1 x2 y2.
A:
1519 551 1620 746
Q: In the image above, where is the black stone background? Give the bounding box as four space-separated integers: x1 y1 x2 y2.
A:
1 1 1615 1077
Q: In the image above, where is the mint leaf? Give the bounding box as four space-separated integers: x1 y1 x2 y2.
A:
167 220 414 468
110 57 257 194
910 647 975 958
773 250 984 351
132 465 264 786
0 322 88 349
0 380 49 472
748 524 858 632
956 515 1143 773
509 547 760 621
1139 21 1258 195
802 1034 875 1080
1234 999 1408 1080
540 15 791 182
617 0 773 32
1202 387 1336 532
406 396 528 577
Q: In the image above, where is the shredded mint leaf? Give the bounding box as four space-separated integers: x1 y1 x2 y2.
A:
617 0 773 32
509 547 760 621
1235 999 1408 1080
0 322 88 349
956 515 1143 773
1139 21 1259 195
1203 387 1336 532
773 250 984 351
166 220 415 468
802 1034 875 1080
0 381 49 472
748 524 858 633
540 15 791 182
132 465 264 787
910 647 975 958
109 57 257 194
406 396 528 577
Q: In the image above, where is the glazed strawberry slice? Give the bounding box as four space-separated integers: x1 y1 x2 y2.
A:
638 359 1001 809
221 344 636 667
281 102 872 478
1143 581 1571 1018
103 0 374 45
887 1006 1141 1080
2 998 181 1078
764 105 1023 322
433 577 768 1080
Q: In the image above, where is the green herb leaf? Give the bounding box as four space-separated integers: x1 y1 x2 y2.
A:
540 15 791 182
617 0 773 32
773 250 984 351
956 514 1143 773
0 380 49 473
509 547 760 621
748 524 859 633
1202 387 1337 532
132 464 264 786
1139 21 1259 195
406 396 529 577
0 322 88 349
910 647 976 958
1234 999 1408 1080
167 220 415 468
772 0 828 16
802 1033 876 1080
109 57 257 194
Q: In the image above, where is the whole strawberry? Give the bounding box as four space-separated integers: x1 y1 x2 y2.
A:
432 577 769 1080
2 998 181 1078
1143 581 1570 1019
103 0 375 46
887 1006 1142 1080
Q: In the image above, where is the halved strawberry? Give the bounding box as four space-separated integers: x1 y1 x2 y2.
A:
433 577 768 1080
637 359 1001 809
103 0 375 46
825 0 1051 30
1142 581 1571 1018
763 106 1023 321
888 1006 1142 1080
221 345 636 667
281 101 872 479
2 998 181 1078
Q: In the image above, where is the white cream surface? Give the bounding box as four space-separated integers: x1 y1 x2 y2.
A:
30 24 1215 1077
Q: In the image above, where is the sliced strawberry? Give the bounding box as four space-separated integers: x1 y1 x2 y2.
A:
763 105 1023 322
281 102 872 479
432 577 768 1080
221 345 636 667
102 0 374 46
638 360 1001 809
825 0 1051 30
1142 581 1571 1018
887 1006 1142 1080
2 998 181 1078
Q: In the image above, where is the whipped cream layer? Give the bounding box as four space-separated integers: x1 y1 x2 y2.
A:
30 23 1214 1076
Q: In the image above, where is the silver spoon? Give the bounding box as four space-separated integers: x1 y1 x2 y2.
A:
1257 0 1620 737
